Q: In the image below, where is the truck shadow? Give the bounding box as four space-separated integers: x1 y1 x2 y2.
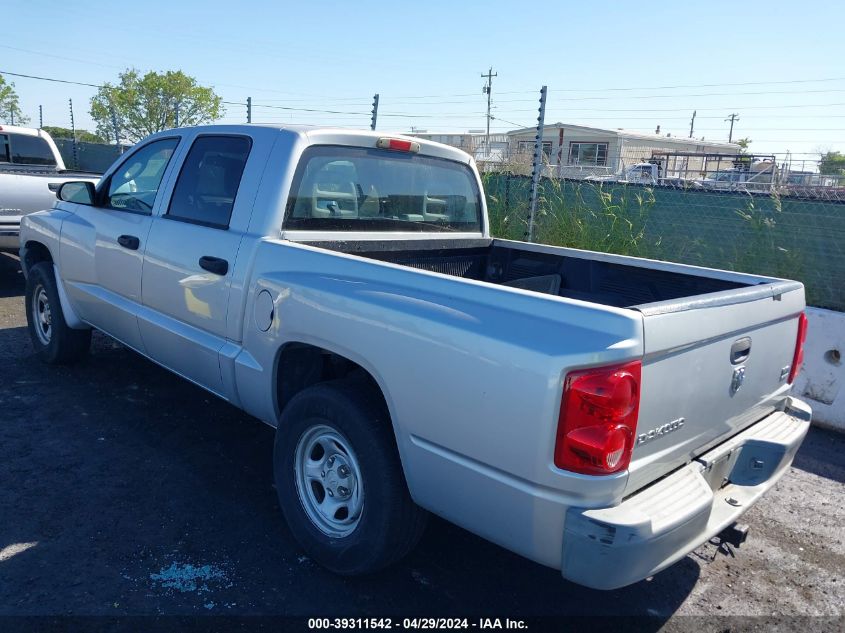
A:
0 253 24 298
792 425 845 484
0 331 698 623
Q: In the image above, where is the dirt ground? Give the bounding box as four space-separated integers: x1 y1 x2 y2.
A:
0 252 842 629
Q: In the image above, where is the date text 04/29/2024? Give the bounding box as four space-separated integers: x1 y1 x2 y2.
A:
307 618 528 630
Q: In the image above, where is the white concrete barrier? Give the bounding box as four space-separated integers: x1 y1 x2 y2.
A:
792 307 844 432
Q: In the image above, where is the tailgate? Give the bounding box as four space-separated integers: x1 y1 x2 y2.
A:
626 280 804 494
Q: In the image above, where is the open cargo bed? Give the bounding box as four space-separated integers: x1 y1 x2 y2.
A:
308 237 756 309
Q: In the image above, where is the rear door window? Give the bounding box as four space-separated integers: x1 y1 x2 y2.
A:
0 134 9 163
9 133 56 166
166 135 251 228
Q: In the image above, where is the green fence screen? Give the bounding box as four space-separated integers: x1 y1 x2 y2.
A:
483 173 844 311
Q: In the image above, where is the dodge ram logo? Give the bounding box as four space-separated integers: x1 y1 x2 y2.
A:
637 418 685 445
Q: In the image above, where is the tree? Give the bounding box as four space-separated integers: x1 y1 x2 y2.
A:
41 126 107 143
819 151 845 176
735 138 752 153
90 69 223 143
0 74 30 125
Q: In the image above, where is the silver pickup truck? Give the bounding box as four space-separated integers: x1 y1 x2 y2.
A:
0 125 100 250
19 125 810 589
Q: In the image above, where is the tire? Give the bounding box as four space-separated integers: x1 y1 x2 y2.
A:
274 379 427 575
25 262 91 365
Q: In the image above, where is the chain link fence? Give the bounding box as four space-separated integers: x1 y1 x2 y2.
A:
480 151 845 201
484 173 845 312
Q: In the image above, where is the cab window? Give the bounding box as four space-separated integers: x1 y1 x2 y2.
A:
166 135 251 228
9 133 56 166
106 138 179 213
286 145 482 233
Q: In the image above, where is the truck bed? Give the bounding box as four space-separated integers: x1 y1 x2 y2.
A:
308 237 749 309
297 235 802 495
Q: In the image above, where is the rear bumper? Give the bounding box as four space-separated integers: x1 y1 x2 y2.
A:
561 397 812 590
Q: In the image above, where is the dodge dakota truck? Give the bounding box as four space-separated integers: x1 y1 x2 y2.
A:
1 125 100 251
19 125 811 589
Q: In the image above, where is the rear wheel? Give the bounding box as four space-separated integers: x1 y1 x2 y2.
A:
25 262 91 364
274 379 427 575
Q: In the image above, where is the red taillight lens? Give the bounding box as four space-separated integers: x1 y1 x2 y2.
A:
788 312 808 384
554 361 641 475
376 137 420 153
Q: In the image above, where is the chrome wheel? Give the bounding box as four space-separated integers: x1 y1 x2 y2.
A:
32 285 52 345
294 424 364 537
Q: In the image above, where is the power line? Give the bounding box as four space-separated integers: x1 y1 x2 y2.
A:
310 76 845 100
0 44 123 70
4 41 845 108
545 76 845 93
541 102 845 112
0 69 102 88
7 69 845 115
490 114 530 129
520 88 845 102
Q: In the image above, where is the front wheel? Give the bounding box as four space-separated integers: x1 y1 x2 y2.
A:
274 380 427 575
25 262 91 364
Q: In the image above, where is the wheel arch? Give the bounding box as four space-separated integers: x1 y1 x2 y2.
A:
271 341 414 481
21 240 54 277
22 240 86 330
274 341 396 429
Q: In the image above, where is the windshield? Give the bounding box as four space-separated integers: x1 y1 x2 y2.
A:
285 145 483 232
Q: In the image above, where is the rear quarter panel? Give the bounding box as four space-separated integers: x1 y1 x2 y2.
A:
231 239 647 565
235 240 645 496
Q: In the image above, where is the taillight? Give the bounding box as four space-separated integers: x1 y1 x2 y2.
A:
554 361 641 475
376 137 420 153
787 312 808 384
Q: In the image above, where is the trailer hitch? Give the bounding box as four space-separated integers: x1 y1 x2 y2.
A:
719 522 750 548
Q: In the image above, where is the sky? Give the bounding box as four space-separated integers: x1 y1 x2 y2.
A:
4 0 844 167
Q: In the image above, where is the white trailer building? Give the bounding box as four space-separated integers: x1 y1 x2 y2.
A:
506 122 741 178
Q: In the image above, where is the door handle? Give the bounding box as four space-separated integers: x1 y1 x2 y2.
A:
199 255 229 276
730 337 752 365
117 234 140 250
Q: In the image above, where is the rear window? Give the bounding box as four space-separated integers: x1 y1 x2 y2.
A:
9 133 56 166
285 145 482 233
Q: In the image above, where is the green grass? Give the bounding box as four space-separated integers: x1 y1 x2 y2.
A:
482 172 816 304
483 173 660 258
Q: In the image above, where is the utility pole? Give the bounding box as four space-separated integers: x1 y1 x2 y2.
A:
69 99 78 170
247 96 252 124
689 110 696 138
39 105 43 129
725 113 740 142
174 100 180 127
370 93 379 131
481 67 497 158
526 86 547 243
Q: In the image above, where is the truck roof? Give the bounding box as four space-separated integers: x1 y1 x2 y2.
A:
0 124 51 138
157 124 475 165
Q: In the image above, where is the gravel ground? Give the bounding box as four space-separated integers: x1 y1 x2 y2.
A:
0 252 842 629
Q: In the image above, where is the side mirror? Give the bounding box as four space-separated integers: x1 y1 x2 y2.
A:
57 181 96 205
